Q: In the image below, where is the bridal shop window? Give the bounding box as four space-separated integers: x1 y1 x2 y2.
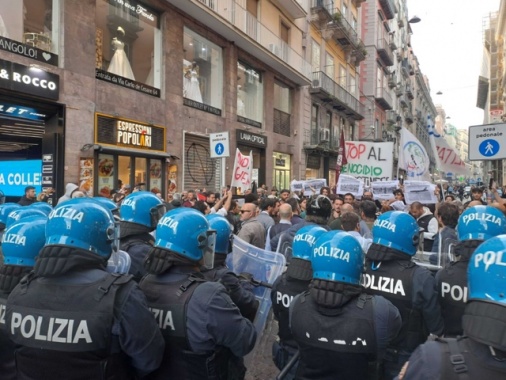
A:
95 0 161 97
183 27 223 115
237 61 263 128
0 0 60 65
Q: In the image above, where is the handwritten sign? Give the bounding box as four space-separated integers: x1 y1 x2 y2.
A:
341 141 393 186
230 148 253 188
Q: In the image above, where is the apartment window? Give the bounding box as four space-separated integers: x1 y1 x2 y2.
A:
311 40 320 72
237 61 263 126
311 104 319 145
325 53 334 78
349 75 356 97
280 22 289 44
96 0 161 90
273 80 292 137
341 2 348 19
183 27 223 112
0 1 61 57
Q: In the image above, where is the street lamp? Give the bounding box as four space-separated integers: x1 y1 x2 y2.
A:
408 15 421 24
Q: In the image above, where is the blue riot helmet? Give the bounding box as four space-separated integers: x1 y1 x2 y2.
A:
372 211 420 256
0 203 21 230
293 225 328 261
311 230 364 284
155 208 216 268
30 202 53 216
0 190 5 204
45 200 118 259
93 197 120 219
467 236 506 305
120 191 166 230
206 214 233 255
457 205 506 242
2 215 48 267
6 207 47 229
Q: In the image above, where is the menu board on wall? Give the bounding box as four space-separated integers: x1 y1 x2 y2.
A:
168 164 177 194
97 154 114 197
79 158 94 196
149 159 162 194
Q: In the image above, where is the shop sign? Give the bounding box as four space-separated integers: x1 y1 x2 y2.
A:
96 69 160 97
237 129 267 148
0 160 42 197
0 59 59 100
0 36 58 66
95 113 166 152
0 101 47 121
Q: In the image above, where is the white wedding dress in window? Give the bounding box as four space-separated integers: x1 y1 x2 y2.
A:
108 38 135 80
186 70 203 103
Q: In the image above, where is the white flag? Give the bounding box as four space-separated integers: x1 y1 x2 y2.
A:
230 148 253 189
399 127 431 181
427 115 467 176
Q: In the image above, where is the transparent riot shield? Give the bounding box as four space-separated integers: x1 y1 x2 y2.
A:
275 232 293 262
226 235 286 336
413 231 458 272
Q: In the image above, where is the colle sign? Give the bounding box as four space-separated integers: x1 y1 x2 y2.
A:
0 160 42 197
0 59 59 100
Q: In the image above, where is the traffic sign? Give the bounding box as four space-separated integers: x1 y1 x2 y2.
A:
209 132 230 158
469 123 506 160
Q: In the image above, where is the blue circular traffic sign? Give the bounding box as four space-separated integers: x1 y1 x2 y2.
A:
479 139 499 157
215 143 225 156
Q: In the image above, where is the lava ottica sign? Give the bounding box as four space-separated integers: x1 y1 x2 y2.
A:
0 160 42 196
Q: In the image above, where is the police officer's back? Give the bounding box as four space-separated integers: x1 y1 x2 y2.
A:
119 191 166 281
290 230 402 380
436 206 506 337
271 225 327 377
397 235 506 379
0 215 47 380
6 199 164 379
139 208 257 379
363 211 444 378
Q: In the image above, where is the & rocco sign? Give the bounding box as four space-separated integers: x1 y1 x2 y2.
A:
0 59 59 100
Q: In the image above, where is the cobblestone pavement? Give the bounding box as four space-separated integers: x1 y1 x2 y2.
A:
245 312 280 380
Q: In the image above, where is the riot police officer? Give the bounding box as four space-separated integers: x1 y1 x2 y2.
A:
290 230 401 379
363 211 444 378
436 205 506 337
139 208 257 379
202 214 258 322
0 203 20 263
0 215 47 380
6 199 164 379
270 224 327 378
119 191 166 281
397 235 506 379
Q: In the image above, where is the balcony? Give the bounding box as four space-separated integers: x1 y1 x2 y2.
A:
303 128 340 153
404 110 414 124
310 71 365 120
377 37 394 66
310 0 334 25
379 0 397 19
405 84 414 100
271 0 307 19
375 85 393 110
395 85 403 97
400 96 409 109
168 0 311 85
387 110 399 124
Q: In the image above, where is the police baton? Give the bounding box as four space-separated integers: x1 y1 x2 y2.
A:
275 350 300 380
238 273 273 289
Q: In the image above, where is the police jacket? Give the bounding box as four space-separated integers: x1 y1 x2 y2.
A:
201 253 259 322
364 244 444 352
289 279 401 380
6 247 165 380
270 221 330 257
0 264 33 380
120 232 154 282
270 257 313 347
139 265 257 380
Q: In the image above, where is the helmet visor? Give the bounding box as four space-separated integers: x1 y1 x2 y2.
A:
202 229 217 270
150 204 167 228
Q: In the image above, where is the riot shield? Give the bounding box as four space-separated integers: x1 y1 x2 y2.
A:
106 249 132 274
226 235 286 336
275 232 293 262
413 232 458 272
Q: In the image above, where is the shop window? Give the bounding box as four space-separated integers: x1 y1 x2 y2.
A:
95 0 161 91
237 61 263 127
183 27 223 113
149 159 162 194
0 0 60 55
135 157 146 187
273 80 291 137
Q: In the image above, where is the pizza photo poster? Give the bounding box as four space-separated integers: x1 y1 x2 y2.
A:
79 158 94 196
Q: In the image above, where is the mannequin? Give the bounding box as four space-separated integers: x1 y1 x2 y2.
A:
107 26 135 80
184 61 203 103
237 85 246 116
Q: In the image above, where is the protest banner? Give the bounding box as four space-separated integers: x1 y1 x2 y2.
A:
230 148 253 189
340 141 393 186
291 178 327 196
371 180 400 200
403 180 438 205
399 127 431 181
